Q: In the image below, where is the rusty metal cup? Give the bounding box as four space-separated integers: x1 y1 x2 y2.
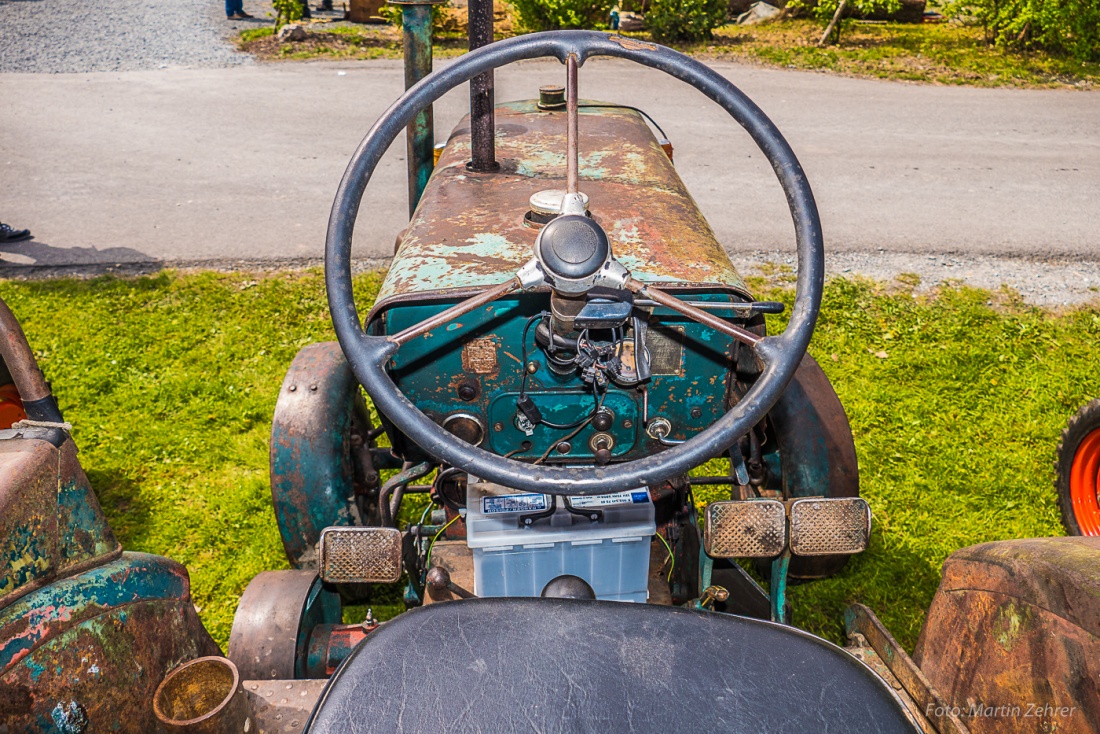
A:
153 656 255 733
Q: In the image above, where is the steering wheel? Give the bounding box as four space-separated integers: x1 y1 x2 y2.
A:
326 30 823 496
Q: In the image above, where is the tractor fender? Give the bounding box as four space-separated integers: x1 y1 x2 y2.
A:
0 552 219 732
271 342 371 569
768 353 860 580
914 537 1100 733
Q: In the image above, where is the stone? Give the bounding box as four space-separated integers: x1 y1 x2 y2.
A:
737 1 781 25
277 23 309 42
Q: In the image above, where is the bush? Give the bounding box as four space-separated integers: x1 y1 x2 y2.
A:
787 0 901 44
510 0 615 31
646 0 729 41
946 0 1100 61
272 0 305 28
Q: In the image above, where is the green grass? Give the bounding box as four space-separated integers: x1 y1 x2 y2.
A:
238 17 1099 88
2 270 1091 651
690 19 1100 87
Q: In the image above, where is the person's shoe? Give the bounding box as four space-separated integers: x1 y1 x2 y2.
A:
233 11 254 18
0 223 31 242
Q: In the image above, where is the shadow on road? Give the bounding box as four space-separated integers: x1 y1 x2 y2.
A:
0 239 163 278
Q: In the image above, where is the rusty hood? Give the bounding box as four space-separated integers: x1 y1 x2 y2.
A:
372 100 751 315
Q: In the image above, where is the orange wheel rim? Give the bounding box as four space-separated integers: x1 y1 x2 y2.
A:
1070 428 1100 536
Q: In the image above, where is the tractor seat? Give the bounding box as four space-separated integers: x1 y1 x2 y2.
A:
306 597 917 733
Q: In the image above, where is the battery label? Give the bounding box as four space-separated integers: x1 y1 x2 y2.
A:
570 490 650 509
482 493 550 515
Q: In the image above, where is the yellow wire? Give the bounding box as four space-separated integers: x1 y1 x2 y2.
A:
655 531 675 582
426 514 460 566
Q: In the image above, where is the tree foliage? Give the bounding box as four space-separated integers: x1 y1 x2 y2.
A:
272 0 305 29
510 0 615 30
946 0 1100 61
787 0 901 44
646 0 730 41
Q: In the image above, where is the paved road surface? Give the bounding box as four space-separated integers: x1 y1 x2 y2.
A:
1 58 1098 282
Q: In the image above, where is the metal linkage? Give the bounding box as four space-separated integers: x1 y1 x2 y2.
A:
565 54 579 195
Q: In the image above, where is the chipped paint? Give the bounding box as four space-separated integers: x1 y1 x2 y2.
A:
373 101 749 309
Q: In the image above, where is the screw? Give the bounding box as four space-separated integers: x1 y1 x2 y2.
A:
289 385 297 392
556 441 572 454
309 384 318 392
691 407 702 419
458 384 477 401
623 419 633 428
494 422 503 432
526 361 539 374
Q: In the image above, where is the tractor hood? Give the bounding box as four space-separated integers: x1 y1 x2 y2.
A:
371 101 752 320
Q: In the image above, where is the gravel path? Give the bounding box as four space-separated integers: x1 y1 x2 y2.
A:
738 252 1100 308
0 0 267 73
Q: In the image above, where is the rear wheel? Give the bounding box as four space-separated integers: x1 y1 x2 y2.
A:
1056 399 1100 536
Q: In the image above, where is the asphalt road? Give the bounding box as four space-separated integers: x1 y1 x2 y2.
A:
1 58 1098 275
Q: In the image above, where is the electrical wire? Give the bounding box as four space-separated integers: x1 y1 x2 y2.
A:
520 312 604 430
519 312 547 398
533 412 595 465
655 530 675 583
538 387 602 430
426 513 460 567
578 103 669 140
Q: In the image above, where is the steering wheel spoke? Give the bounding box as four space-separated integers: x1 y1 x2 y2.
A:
388 277 522 346
624 278 762 348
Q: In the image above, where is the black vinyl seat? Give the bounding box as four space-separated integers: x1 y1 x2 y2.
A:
306 598 917 733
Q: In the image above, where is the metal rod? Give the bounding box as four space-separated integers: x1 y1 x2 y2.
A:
467 0 498 172
389 278 521 345
770 550 791 624
625 280 763 347
400 2 436 215
0 298 50 403
634 299 785 314
566 54 579 195
687 476 738 486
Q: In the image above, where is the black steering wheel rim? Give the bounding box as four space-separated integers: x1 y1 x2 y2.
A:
326 30 824 495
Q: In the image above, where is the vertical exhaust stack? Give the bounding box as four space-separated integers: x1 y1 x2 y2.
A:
391 0 445 216
466 0 499 172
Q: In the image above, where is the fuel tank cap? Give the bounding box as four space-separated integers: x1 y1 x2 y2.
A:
537 214 610 281
529 189 590 217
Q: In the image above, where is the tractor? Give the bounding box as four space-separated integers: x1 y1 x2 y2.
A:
1056 399 1100 536
2 11 1099 734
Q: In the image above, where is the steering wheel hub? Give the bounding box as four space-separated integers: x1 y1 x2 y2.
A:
536 214 611 290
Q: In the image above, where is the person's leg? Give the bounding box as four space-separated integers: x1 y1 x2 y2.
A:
226 0 243 17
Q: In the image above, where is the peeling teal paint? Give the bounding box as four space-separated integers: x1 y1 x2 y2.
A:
57 479 118 564
0 553 189 671
375 101 749 306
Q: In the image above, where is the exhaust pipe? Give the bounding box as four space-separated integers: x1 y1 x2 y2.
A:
467 0 498 172
153 656 255 734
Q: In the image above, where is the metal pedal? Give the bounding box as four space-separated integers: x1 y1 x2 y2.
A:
319 526 404 584
789 498 872 556
703 500 787 558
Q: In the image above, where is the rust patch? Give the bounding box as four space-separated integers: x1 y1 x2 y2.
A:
461 337 500 375
914 538 1100 734
608 35 657 51
371 101 750 317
